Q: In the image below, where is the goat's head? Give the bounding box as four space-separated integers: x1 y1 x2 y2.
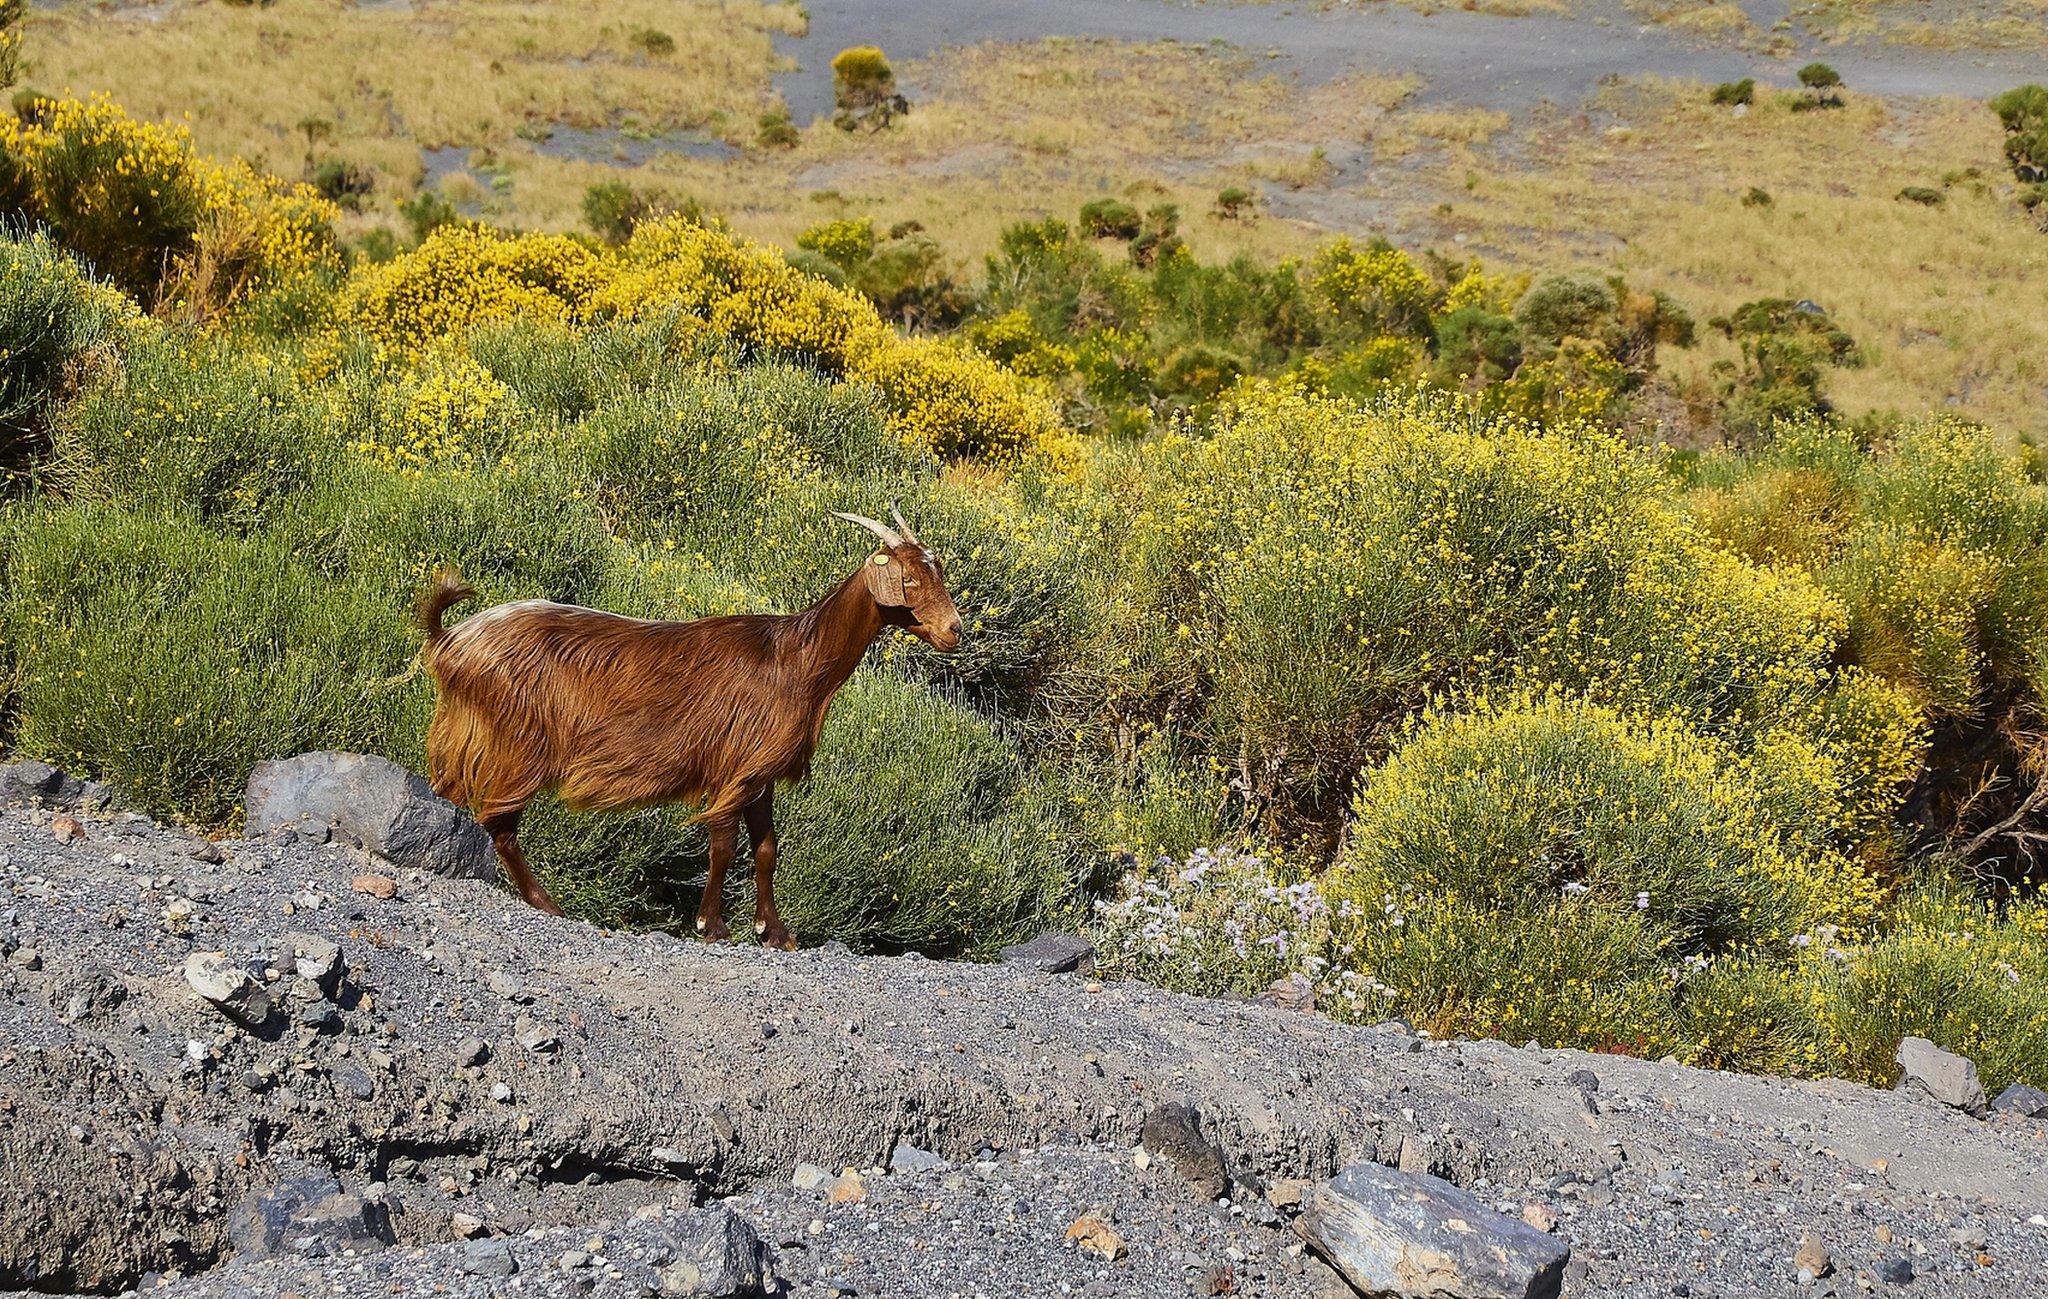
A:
832 505 963 652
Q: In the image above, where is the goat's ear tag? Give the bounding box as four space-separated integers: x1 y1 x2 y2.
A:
872 553 890 566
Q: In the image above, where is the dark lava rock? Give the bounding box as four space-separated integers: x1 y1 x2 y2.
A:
0 760 106 810
998 931 1096 976
654 1207 773 1296
1990 1082 2048 1119
226 1174 394 1260
1142 1103 1230 1202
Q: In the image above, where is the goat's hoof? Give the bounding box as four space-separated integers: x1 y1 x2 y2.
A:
695 917 732 943
526 893 566 917
757 920 797 951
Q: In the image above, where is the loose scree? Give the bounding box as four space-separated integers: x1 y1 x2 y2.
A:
416 506 962 948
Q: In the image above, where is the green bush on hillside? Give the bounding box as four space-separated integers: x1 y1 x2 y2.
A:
0 230 134 475
0 504 414 824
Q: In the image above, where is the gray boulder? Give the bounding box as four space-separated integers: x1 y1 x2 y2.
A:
654 1207 773 1296
460 1236 517 1277
889 1143 948 1174
1894 1036 1988 1115
227 1174 394 1260
1303 1162 1569 1299
1991 1082 2048 1118
244 752 494 881
998 931 1096 976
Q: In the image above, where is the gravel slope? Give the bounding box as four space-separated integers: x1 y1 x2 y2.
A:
1 799 2045 1298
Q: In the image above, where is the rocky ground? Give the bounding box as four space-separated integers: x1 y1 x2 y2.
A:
2 792 2046 1298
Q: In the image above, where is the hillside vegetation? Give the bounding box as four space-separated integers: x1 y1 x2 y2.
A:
2 92 2046 1094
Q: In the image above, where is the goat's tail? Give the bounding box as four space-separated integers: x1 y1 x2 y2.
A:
415 567 476 652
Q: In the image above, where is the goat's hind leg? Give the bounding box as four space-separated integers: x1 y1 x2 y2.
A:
695 818 737 942
479 806 565 917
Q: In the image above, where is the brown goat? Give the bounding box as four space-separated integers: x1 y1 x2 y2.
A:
415 508 962 948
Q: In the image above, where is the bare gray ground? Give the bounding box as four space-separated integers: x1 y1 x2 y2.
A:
2 800 2046 1297
772 0 2045 122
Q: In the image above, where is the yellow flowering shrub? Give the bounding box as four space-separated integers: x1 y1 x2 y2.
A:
795 215 876 269
1091 381 1920 830
1325 692 1889 1053
349 351 524 477
341 218 1066 465
1309 237 1438 338
344 225 610 347
0 94 337 307
965 309 1077 380
1681 884 2048 1089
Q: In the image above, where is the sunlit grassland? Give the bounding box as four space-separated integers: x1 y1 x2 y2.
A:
1426 80 2048 441
24 0 803 215
1791 0 2048 47
470 39 1383 263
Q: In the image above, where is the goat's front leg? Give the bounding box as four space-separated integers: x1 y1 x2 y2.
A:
696 819 736 942
744 790 796 950
480 808 564 916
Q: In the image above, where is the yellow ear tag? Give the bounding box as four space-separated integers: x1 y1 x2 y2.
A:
872 553 890 565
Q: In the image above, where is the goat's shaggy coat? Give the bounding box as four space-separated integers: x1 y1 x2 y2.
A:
416 518 961 946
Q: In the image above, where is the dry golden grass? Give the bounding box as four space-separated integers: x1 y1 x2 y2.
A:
1424 79 2048 439
1650 2 1764 38
1794 0 2047 46
24 0 801 214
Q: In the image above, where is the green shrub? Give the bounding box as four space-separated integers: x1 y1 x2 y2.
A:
1128 203 1182 270
756 107 801 149
278 455 616 613
1896 185 1943 206
627 25 676 57
0 1 26 93
1795 63 1843 110
762 670 1080 955
1710 78 1755 107
855 232 970 329
1798 62 1842 92
1078 198 1142 241
0 503 413 825
1742 186 1773 207
52 331 330 527
399 189 460 244
0 230 134 475
1990 84 2047 183
1213 186 1255 221
1710 299 1860 439
582 180 657 245
311 158 373 209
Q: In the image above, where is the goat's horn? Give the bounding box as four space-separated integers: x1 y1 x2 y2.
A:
832 511 903 549
888 500 919 545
